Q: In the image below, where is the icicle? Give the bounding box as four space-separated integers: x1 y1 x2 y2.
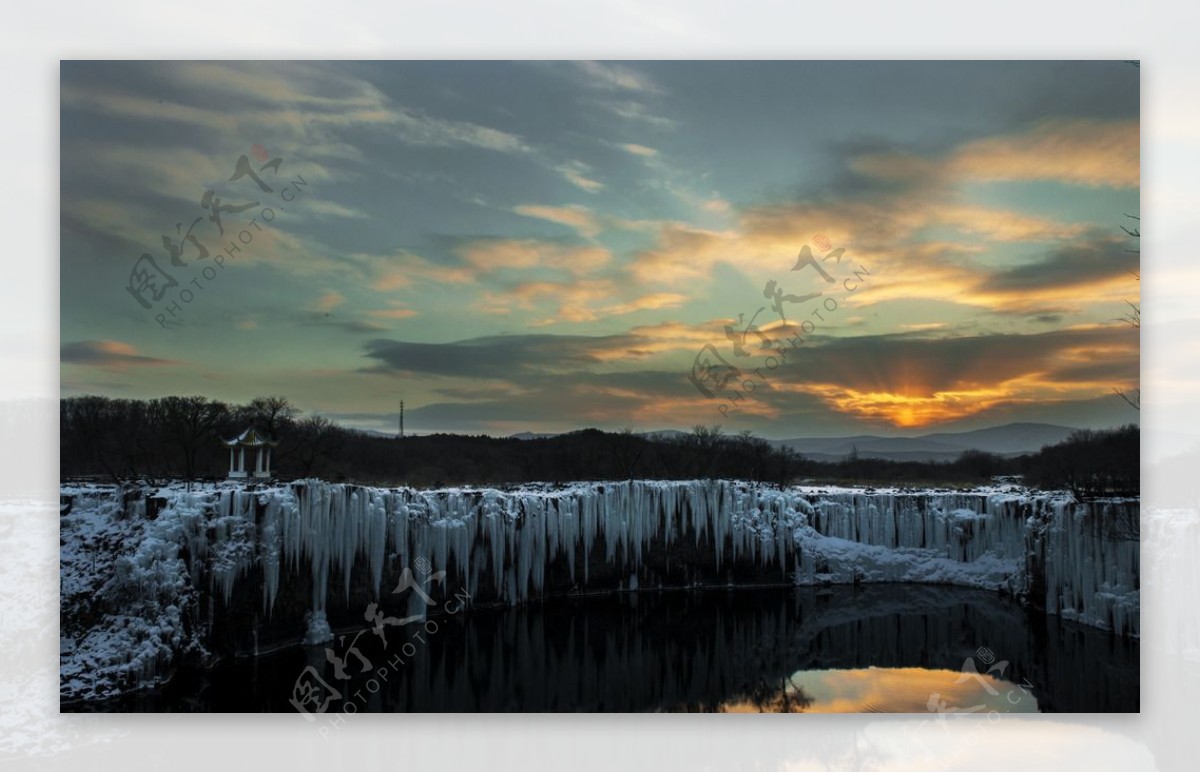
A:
136 477 1138 647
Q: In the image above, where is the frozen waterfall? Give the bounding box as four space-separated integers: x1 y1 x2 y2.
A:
59 479 1139 702
90 479 1142 631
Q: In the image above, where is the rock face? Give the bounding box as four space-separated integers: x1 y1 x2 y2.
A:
59 479 1140 703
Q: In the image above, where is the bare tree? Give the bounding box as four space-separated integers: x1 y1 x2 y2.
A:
154 396 227 483
242 395 300 438
293 415 344 477
688 425 724 478
608 427 645 480
1113 213 1141 410
63 395 123 483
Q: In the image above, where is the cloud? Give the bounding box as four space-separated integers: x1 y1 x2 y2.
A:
297 312 388 334
513 204 691 241
315 291 345 313
629 223 741 284
854 119 1139 189
363 324 714 379
513 204 600 237
481 279 685 325
568 61 675 129
368 308 419 320
295 200 369 220
620 143 659 157
61 61 603 263
357 250 476 291
62 61 528 163
61 340 178 370
592 99 678 129
985 237 1137 294
575 62 663 94
608 292 690 317
457 239 611 277
628 175 1135 317
950 119 1139 188
935 205 1087 242
363 333 628 378
359 322 1138 433
555 162 604 192
728 324 1139 428
391 106 532 154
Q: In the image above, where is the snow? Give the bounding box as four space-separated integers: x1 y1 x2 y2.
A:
60 478 1140 703
59 486 206 703
302 610 333 646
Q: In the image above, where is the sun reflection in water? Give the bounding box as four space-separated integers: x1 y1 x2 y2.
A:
720 667 1040 713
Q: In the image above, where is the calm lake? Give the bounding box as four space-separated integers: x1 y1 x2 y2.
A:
110 584 1139 713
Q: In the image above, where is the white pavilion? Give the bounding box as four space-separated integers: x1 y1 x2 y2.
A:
223 427 278 479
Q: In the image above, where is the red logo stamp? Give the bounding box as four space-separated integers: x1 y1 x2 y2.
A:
251 144 269 162
813 233 832 251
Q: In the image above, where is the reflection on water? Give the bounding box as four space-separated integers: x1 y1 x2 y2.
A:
117 585 1138 713
720 666 1038 713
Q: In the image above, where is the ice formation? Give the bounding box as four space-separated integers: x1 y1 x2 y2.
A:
60 479 1140 702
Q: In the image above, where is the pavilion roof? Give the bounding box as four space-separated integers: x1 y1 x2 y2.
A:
222 427 279 447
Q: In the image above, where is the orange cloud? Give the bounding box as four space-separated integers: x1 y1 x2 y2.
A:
628 198 1135 318
799 382 1024 428
61 340 179 370
368 307 419 320
764 326 1139 428
513 204 600 237
315 291 345 313
486 279 687 325
935 205 1088 242
458 239 611 277
949 119 1139 188
854 119 1139 188
362 250 475 291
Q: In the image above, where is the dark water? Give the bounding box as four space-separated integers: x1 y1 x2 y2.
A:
114 585 1139 713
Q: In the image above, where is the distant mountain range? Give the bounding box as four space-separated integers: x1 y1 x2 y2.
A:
507 422 1080 462
772 422 1079 462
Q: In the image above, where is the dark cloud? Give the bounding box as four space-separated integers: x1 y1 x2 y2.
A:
61 340 177 368
764 326 1138 395
363 333 636 377
297 312 389 334
985 233 1137 293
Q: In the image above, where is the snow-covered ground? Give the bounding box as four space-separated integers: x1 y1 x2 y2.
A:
59 478 1140 704
58 487 207 703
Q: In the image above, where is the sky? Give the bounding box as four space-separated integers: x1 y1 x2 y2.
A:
59 61 1140 438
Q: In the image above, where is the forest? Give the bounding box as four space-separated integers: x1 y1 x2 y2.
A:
59 395 1140 498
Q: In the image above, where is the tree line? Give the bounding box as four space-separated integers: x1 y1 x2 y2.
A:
60 395 341 483
60 395 1138 497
